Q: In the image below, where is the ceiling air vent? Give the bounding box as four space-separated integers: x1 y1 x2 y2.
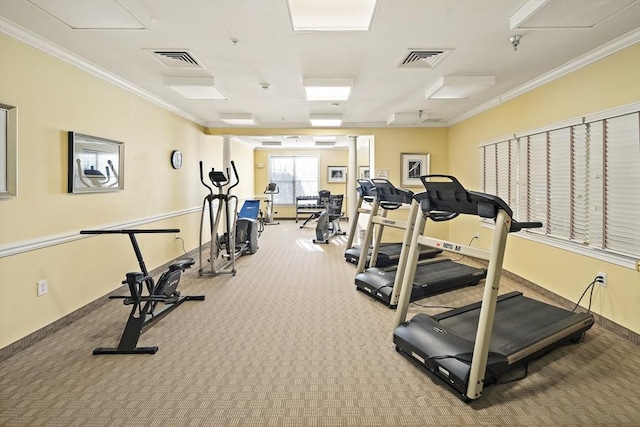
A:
261 141 282 147
315 141 335 147
146 49 204 69
398 49 451 68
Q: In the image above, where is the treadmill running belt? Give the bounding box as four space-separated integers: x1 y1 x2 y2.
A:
345 243 440 267
393 292 594 398
355 259 487 307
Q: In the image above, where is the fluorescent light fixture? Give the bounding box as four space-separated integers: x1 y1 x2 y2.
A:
309 114 343 127
387 112 427 126
287 0 377 31
219 113 257 126
425 76 495 100
29 0 152 30
303 78 353 101
164 77 226 100
313 136 336 142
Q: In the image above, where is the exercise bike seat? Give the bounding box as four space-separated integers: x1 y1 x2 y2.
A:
169 257 196 272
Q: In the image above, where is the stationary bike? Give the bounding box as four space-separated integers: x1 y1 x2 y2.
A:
313 190 346 244
79 228 204 355
262 183 279 225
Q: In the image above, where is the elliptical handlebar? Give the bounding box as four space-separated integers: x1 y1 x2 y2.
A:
199 161 213 195
227 160 240 193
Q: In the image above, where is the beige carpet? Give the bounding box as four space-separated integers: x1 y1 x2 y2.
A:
1 220 639 426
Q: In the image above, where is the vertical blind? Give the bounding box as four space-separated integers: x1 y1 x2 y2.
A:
480 109 640 261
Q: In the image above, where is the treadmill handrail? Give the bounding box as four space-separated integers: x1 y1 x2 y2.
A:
415 175 542 232
370 179 414 206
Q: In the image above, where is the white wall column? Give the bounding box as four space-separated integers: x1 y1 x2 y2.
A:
347 135 357 221
222 134 232 172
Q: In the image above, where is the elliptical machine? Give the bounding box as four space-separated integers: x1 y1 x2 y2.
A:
198 160 258 277
262 183 279 225
313 190 346 244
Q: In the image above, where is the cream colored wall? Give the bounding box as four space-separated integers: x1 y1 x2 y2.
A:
448 43 640 333
229 141 256 202
0 35 218 348
369 128 450 242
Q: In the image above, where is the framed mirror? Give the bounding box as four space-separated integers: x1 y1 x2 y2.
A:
0 103 17 198
68 132 124 194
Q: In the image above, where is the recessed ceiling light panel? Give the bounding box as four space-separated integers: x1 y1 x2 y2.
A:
287 0 377 31
309 114 343 127
303 78 353 101
29 0 152 30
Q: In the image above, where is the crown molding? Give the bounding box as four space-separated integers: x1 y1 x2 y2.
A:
0 17 206 127
449 28 640 126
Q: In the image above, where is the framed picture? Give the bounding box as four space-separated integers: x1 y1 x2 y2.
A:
68 132 124 193
0 103 17 198
401 153 430 186
358 166 370 179
327 165 346 183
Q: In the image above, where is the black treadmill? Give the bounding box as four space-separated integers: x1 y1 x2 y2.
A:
355 258 486 308
345 242 439 267
392 175 594 402
344 179 439 267
354 179 486 308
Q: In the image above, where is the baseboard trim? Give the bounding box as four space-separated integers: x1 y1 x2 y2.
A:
0 248 200 362
500 269 639 346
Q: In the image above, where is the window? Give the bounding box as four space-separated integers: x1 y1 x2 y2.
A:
269 155 319 204
480 105 639 266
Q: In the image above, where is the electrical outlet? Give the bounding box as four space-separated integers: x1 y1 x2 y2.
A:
37 279 48 296
596 272 607 287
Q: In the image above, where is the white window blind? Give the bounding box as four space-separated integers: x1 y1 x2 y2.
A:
603 114 640 256
480 108 640 264
269 155 319 204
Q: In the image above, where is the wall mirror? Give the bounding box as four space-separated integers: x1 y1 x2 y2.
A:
68 132 124 193
0 103 17 198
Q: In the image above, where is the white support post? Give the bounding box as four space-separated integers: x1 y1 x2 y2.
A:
465 209 512 400
355 198 380 274
222 135 231 174
347 136 357 221
388 200 420 307
345 192 363 248
393 200 426 329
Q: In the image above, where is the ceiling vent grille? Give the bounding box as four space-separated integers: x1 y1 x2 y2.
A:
315 141 336 147
261 141 282 146
147 50 204 69
398 49 451 68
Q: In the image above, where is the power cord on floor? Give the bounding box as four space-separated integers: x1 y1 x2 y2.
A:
572 277 599 313
175 237 188 257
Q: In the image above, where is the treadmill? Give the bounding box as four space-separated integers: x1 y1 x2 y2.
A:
392 175 594 401
344 179 439 267
355 179 486 308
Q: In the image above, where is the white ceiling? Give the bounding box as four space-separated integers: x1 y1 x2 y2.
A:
1 0 639 148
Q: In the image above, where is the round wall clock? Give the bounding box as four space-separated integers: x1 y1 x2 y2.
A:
171 150 183 169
